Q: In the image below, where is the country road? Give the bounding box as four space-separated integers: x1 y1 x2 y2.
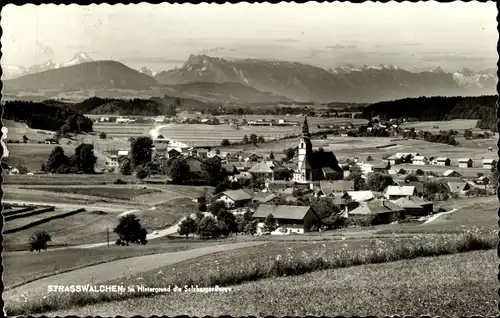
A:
4 241 267 303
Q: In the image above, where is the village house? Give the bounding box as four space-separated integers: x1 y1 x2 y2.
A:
222 163 238 175
211 189 253 209
167 148 181 160
432 157 451 166
387 154 403 166
249 162 275 181
445 179 470 194
348 199 405 225
252 193 281 205
391 196 431 217
412 156 429 165
196 149 209 160
346 190 377 203
442 169 462 178
457 158 473 168
105 155 119 168
372 162 389 173
482 159 497 170
245 154 263 163
292 117 344 183
315 180 355 197
252 204 322 235
384 186 416 200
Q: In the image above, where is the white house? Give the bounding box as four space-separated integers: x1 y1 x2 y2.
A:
346 190 376 203
116 117 131 124
482 159 497 169
211 189 253 209
384 186 416 200
106 155 119 167
412 156 429 165
457 158 473 168
357 162 374 175
117 150 129 157
433 157 451 166
442 169 462 178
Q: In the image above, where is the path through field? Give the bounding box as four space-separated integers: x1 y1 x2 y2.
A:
4 241 267 303
423 209 459 224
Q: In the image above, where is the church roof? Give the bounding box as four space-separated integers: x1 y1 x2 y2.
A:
306 151 343 172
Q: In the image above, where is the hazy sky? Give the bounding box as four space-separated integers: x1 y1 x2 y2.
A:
1 2 497 71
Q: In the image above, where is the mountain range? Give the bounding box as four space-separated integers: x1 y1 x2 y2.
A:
2 53 497 103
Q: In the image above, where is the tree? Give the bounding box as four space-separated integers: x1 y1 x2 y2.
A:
45 146 69 173
214 179 230 194
221 139 231 146
195 210 205 224
22 135 28 143
274 167 292 181
263 214 278 233
71 143 97 173
366 173 394 192
130 136 154 168
244 220 258 236
250 134 258 144
202 156 226 186
168 157 190 184
269 152 275 160
178 216 198 238
310 197 339 219
398 168 407 175
404 174 419 182
283 148 296 161
120 158 133 175
99 132 107 139
242 135 249 144
347 165 365 190
490 167 498 191
209 200 227 218
464 129 473 139
28 230 52 252
415 169 425 176
136 167 149 181
198 202 207 212
197 216 219 239
366 156 373 161
258 135 265 143
218 209 238 235
114 215 148 246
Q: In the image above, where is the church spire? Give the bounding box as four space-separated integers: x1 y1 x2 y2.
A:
302 116 311 138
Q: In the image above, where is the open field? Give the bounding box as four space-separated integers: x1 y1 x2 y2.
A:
3 197 196 251
399 119 486 134
3 240 226 290
51 250 496 317
10 231 496 316
4 207 75 231
19 186 160 201
3 173 137 185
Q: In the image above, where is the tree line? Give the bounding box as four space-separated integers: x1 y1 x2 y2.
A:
2 100 93 133
362 95 497 132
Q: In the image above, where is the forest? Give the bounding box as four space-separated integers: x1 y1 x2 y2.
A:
362 95 497 131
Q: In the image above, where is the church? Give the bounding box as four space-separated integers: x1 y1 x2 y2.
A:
292 117 344 183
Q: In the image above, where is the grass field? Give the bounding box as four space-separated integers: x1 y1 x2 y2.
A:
399 119 484 134
4 208 74 231
4 197 196 251
4 174 138 185
10 231 496 316
4 143 77 172
3 241 224 290
20 186 160 201
44 249 497 317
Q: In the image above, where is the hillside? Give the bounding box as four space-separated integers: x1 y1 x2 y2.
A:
154 55 496 103
162 82 293 104
362 95 497 131
3 61 159 92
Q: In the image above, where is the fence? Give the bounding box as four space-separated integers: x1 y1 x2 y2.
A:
4 208 87 234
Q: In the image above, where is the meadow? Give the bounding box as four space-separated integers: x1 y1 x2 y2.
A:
3 174 137 185
19 186 160 201
53 249 495 317
3 240 225 290
9 231 496 316
399 119 482 133
4 197 196 251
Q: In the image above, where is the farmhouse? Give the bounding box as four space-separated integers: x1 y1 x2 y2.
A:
482 159 497 169
445 180 470 193
167 148 181 159
117 150 129 157
211 189 253 208
372 162 389 173
245 154 263 163
346 190 376 203
457 158 473 168
412 156 429 165
348 199 405 225
387 155 403 165
249 162 275 181
384 186 416 200
252 204 321 234
391 197 426 216
442 169 462 178
252 193 281 205
408 196 434 214
315 180 355 197
433 157 451 166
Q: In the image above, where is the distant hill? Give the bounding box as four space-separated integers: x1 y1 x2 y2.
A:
3 61 159 92
161 81 293 104
155 54 496 103
362 95 497 131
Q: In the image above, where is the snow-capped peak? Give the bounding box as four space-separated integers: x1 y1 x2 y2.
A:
64 52 93 67
139 66 158 77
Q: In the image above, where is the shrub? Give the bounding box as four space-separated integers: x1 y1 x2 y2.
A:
28 230 52 252
114 179 127 185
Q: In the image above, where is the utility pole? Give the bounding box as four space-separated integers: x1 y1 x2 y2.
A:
107 228 109 247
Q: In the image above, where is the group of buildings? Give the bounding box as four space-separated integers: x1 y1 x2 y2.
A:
386 152 496 169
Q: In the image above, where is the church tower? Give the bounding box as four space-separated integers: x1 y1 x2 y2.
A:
295 116 313 182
